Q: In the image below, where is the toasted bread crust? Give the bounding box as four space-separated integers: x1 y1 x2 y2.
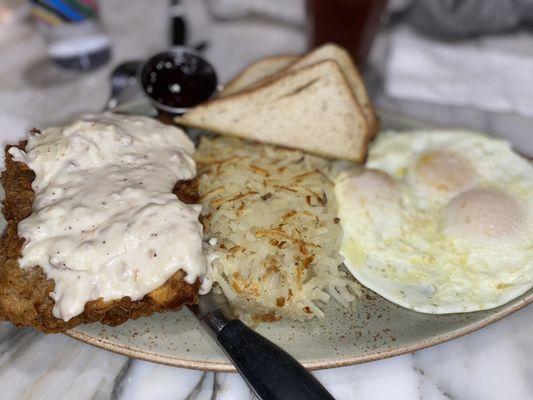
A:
176 60 371 163
0 143 200 333
222 55 298 96
284 44 378 132
249 45 379 138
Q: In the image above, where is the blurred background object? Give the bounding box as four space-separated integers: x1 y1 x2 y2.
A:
0 0 30 33
0 0 532 154
206 0 306 26
307 0 389 65
385 27 533 118
402 0 533 39
170 0 187 46
29 0 111 71
381 0 533 128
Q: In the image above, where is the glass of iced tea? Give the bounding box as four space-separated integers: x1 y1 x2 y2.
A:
307 0 388 65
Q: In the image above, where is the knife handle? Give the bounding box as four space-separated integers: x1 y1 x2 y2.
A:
217 319 335 400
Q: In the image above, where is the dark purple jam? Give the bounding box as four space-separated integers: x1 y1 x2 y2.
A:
141 51 217 112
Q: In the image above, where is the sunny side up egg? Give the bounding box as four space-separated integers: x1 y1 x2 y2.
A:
335 130 533 313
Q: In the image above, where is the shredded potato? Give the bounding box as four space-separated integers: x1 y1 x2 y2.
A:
196 137 360 321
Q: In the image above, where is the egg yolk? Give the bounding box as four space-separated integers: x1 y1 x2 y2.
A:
343 169 399 206
415 150 474 193
443 188 526 247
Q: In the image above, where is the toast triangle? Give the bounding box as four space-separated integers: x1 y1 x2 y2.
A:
221 55 298 97
253 44 378 134
176 60 370 163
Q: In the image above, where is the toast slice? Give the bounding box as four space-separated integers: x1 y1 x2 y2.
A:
253 44 378 134
221 55 298 97
0 143 200 333
176 60 370 163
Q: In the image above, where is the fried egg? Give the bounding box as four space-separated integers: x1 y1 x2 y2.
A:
335 130 533 313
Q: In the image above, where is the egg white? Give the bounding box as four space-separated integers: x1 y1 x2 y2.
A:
336 130 533 313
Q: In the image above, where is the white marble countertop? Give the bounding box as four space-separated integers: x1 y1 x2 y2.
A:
0 1 531 399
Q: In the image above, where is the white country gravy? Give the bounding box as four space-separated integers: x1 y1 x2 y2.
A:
8 113 211 321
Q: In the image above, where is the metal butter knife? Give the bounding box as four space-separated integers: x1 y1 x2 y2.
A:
187 291 335 400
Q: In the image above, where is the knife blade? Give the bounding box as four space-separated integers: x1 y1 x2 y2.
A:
187 291 335 400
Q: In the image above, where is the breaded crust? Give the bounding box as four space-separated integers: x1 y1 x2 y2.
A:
0 143 200 333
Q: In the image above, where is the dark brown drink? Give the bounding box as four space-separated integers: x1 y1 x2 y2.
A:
308 0 388 65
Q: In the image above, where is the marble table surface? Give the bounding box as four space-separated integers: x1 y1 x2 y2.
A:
0 1 531 399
